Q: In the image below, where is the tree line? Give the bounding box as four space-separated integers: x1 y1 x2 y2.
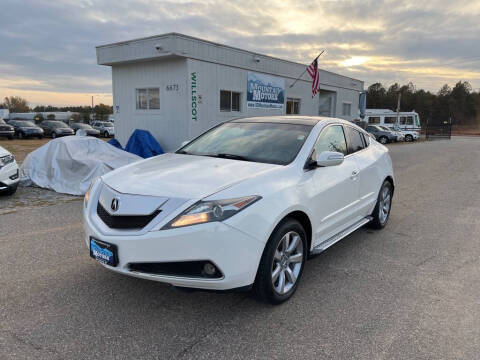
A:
1 96 113 122
366 81 480 126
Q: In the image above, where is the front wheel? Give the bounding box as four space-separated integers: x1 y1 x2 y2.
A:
104 131 109 138
369 180 393 229
405 134 413 142
254 218 307 304
51 132 56 139
18 132 24 139
378 136 388 144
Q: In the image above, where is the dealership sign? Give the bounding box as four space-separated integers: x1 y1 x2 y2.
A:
247 72 285 109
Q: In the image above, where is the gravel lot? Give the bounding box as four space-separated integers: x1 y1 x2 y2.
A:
1 137 479 359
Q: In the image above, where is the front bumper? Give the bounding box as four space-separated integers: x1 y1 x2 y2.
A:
83 215 265 290
0 161 20 191
0 130 14 137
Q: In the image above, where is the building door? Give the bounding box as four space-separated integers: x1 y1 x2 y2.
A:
318 91 336 117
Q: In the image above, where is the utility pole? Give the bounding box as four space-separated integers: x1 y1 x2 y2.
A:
396 91 402 126
91 96 94 123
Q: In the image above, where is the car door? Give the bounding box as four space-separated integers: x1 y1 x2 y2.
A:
306 124 361 246
344 125 379 217
39 122 50 136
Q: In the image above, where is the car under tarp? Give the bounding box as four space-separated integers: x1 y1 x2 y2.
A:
20 136 142 195
108 129 164 158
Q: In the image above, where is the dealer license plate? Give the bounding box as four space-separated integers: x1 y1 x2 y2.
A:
90 238 118 267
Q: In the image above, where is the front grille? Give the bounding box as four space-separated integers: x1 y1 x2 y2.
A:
96 202 161 229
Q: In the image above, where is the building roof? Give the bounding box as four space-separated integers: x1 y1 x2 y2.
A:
96 33 363 92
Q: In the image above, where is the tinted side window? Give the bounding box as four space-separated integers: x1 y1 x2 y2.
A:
313 125 348 157
344 126 365 154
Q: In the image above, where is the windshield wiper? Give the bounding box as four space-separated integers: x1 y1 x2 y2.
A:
207 153 252 161
177 150 191 155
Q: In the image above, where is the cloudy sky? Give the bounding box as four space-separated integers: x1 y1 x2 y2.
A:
1 0 480 106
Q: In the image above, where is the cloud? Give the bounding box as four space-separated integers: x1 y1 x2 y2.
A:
1 0 480 106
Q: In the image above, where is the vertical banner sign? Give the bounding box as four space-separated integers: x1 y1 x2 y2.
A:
247 72 285 109
191 72 197 121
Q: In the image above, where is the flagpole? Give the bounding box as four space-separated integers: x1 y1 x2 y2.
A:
289 50 324 88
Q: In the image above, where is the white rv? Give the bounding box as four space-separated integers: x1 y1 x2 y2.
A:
365 109 421 132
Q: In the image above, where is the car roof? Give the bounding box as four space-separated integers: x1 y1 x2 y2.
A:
230 116 330 126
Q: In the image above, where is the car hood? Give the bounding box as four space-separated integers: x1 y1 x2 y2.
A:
102 153 280 199
0 145 12 157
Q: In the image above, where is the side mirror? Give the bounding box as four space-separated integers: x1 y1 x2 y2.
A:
314 151 344 167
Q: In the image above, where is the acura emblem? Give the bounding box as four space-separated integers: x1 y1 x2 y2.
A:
111 198 119 212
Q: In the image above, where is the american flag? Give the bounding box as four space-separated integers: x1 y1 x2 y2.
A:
306 58 321 97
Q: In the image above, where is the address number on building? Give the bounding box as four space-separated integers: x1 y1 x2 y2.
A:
166 84 179 91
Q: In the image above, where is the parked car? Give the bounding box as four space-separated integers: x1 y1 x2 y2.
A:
84 116 394 304
0 145 19 195
39 120 74 138
70 123 100 137
92 121 115 138
387 125 419 142
8 120 44 139
379 125 404 142
366 125 397 144
0 118 14 139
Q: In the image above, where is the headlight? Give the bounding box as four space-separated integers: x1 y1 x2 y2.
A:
162 195 261 229
0 154 14 169
84 177 100 207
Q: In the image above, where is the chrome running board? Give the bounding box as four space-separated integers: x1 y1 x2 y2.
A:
310 216 373 255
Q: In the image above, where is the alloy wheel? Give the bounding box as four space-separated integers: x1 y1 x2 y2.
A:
379 186 391 224
271 231 303 295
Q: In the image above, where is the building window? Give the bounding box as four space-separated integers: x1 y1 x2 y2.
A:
220 91 241 112
342 102 351 116
136 88 160 110
368 116 380 124
286 98 301 114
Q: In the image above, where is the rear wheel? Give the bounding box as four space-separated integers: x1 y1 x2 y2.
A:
104 131 109 138
379 136 388 144
51 132 56 139
254 218 307 304
369 180 393 229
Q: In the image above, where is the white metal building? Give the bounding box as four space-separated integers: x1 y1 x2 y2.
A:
97 33 364 150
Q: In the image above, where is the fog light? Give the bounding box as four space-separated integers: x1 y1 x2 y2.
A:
203 262 216 276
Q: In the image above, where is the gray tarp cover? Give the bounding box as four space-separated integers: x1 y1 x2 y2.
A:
20 136 142 195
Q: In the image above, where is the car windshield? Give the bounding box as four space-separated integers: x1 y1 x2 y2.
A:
103 122 114 127
178 121 313 165
380 126 391 131
73 123 92 129
13 121 36 127
49 121 69 128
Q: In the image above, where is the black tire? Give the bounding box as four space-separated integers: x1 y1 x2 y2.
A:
18 132 24 139
51 132 56 139
1 184 18 196
253 218 307 304
8 135 13 140
379 136 388 144
369 180 393 229
38 135 43 139
405 134 413 142
104 131 109 138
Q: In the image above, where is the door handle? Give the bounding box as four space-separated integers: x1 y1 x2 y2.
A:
350 170 359 179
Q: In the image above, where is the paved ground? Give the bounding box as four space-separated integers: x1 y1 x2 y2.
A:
1 137 480 359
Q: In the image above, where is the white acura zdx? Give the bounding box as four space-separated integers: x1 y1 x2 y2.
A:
84 116 394 304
